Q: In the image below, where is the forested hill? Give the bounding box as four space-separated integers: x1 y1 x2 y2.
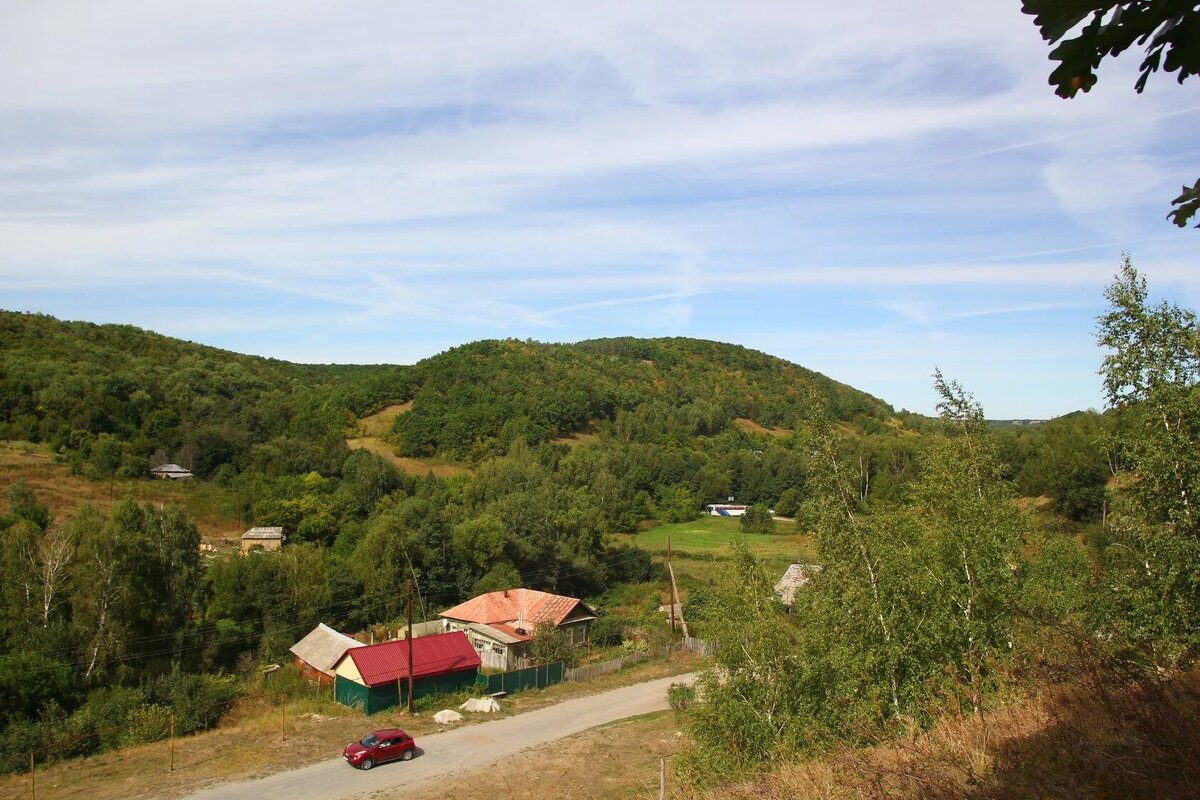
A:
0 309 903 480
0 311 409 477
393 337 895 459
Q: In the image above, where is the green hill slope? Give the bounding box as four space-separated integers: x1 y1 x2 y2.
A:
393 337 895 459
0 312 900 475
0 311 409 476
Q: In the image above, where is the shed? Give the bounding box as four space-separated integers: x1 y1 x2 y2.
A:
289 623 364 685
775 563 822 607
333 631 481 714
240 526 285 554
151 463 194 480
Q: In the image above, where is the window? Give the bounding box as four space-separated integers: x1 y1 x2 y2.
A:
492 644 504 654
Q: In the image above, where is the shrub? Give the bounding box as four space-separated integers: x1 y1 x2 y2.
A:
740 503 776 533
668 682 696 713
590 614 628 648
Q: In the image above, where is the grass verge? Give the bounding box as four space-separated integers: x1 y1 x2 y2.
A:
0 655 702 800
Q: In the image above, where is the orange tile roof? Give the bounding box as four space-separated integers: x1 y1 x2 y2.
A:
440 588 588 628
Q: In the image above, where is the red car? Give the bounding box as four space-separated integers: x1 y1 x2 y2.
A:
342 728 416 770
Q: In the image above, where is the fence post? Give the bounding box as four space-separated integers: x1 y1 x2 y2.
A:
280 694 286 740
659 756 665 800
169 714 175 772
29 752 34 800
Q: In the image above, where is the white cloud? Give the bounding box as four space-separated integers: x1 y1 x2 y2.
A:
0 1 1196 416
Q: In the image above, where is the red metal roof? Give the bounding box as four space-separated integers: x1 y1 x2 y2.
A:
343 632 480 687
440 588 589 628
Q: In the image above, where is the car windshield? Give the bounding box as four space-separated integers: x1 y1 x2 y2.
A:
359 734 378 748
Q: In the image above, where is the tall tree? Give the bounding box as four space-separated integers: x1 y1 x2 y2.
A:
1097 256 1200 532
1094 258 1200 666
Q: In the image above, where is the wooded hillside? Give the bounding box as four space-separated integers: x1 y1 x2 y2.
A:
394 336 895 460
0 311 410 478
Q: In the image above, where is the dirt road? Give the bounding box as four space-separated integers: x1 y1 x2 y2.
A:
185 672 696 800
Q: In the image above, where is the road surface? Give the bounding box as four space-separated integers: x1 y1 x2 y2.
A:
186 672 696 800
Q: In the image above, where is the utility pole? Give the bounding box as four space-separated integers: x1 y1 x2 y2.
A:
169 714 175 772
29 752 35 800
666 536 687 639
667 536 676 634
406 579 415 714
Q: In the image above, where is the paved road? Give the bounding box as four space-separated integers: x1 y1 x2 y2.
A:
186 672 695 800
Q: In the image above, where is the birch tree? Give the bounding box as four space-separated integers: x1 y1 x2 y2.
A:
1094 259 1200 666
69 506 135 680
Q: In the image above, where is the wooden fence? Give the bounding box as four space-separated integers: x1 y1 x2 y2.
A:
564 637 715 682
564 650 652 682
680 635 716 656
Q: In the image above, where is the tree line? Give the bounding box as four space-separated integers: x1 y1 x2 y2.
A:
679 259 1200 787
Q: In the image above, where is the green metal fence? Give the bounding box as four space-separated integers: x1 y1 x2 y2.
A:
484 662 564 694
336 668 480 715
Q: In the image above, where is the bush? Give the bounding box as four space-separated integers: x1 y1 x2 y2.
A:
590 614 628 648
145 670 242 735
740 503 776 533
530 621 578 668
775 487 802 518
668 682 696 713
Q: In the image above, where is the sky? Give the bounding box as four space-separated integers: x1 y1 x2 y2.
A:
1 2 1197 419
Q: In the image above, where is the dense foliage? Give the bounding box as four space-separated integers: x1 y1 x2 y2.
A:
678 259 1200 786
0 294 1171 783
0 311 409 478
393 337 894 460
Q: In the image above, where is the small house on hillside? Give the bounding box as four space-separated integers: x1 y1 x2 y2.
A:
775 563 822 607
289 623 364 685
332 631 481 714
151 463 193 480
439 588 597 670
240 526 285 554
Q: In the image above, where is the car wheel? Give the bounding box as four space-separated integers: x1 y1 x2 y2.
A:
401 749 414 761
360 758 374 770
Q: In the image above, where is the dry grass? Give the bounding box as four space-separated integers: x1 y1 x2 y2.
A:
0 655 701 800
399 711 686 800
549 431 600 450
0 443 244 541
345 437 471 479
692 668 1200 800
354 403 413 438
550 425 601 449
345 404 472 478
733 418 790 438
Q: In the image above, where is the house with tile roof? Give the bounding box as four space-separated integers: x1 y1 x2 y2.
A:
439 588 598 670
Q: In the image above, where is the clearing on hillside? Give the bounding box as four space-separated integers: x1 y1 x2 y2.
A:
734 417 791 438
0 442 245 540
550 421 601 448
346 407 471 478
354 402 412 437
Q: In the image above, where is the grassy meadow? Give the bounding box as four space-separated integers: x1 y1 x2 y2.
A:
619 515 816 603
